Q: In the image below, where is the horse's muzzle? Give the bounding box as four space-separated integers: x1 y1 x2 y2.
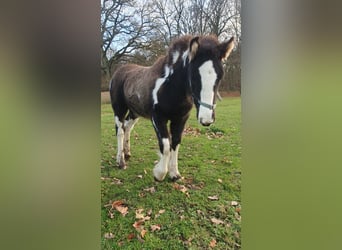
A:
199 118 214 126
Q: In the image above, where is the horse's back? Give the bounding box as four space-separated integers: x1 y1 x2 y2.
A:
110 64 158 118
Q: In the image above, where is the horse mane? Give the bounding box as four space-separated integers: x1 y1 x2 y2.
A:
150 35 220 75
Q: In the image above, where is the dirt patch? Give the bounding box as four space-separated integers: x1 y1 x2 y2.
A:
219 91 240 97
101 91 111 104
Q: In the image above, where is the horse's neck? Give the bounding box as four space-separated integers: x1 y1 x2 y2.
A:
169 64 191 97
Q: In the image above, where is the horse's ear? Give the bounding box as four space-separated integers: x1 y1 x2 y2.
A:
189 36 200 61
219 37 235 61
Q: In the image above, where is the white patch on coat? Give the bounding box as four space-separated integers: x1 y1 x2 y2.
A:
115 116 125 165
182 49 189 67
172 51 180 64
153 138 171 181
168 144 180 178
152 66 171 105
123 118 139 156
198 60 217 124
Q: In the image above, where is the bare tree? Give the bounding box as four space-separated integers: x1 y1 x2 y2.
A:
101 0 155 85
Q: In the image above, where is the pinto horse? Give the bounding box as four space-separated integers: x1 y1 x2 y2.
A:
109 35 234 181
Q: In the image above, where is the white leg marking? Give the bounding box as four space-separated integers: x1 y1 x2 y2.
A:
123 118 139 157
169 144 180 179
152 66 171 105
153 138 171 181
115 116 125 167
198 60 216 124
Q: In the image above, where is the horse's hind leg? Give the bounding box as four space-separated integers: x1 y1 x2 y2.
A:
123 111 139 160
114 114 127 169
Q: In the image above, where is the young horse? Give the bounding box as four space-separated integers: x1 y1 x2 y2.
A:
109 35 235 181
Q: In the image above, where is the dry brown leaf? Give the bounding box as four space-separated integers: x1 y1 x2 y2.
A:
140 229 147 238
143 216 151 221
127 233 135 240
211 217 224 225
209 238 217 248
150 224 161 232
173 183 189 196
135 209 145 219
133 220 144 229
115 205 128 216
108 211 114 219
208 195 219 201
104 232 114 239
231 201 238 206
144 187 156 193
111 200 124 209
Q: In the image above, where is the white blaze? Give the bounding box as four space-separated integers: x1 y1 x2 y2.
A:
198 60 216 124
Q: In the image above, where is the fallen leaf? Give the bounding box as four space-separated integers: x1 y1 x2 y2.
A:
104 232 114 239
144 187 156 193
158 209 165 214
217 178 223 183
144 169 147 174
235 207 241 213
115 206 128 216
133 220 144 230
209 238 217 248
111 200 124 209
231 201 238 206
135 209 145 219
209 239 216 248
127 233 135 240
111 178 123 185
208 195 219 201
150 224 161 232
143 216 151 221
137 175 143 179
211 217 224 225
108 211 114 219
173 183 189 196
140 229 147 238
147 209 152 216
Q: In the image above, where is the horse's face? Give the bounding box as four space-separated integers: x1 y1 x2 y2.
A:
188 36 235 126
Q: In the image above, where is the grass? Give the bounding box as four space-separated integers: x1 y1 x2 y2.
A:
101 97 241 249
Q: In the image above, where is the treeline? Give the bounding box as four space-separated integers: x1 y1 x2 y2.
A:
101 0 241 92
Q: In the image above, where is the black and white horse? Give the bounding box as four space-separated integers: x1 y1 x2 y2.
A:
109 35 234 181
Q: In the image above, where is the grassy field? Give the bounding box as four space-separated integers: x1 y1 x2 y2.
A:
101 97 241 249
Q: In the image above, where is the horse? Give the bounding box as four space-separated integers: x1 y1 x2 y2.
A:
109 35 235 181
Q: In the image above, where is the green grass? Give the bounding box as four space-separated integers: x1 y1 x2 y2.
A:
101 97 241 249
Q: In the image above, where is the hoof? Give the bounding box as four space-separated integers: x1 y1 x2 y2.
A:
170 175 182 182
118 162 127 169
154 176 163 182
124 154 131 160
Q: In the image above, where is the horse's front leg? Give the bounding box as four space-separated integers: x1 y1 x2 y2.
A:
152 114 170 181
169 117 188 181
